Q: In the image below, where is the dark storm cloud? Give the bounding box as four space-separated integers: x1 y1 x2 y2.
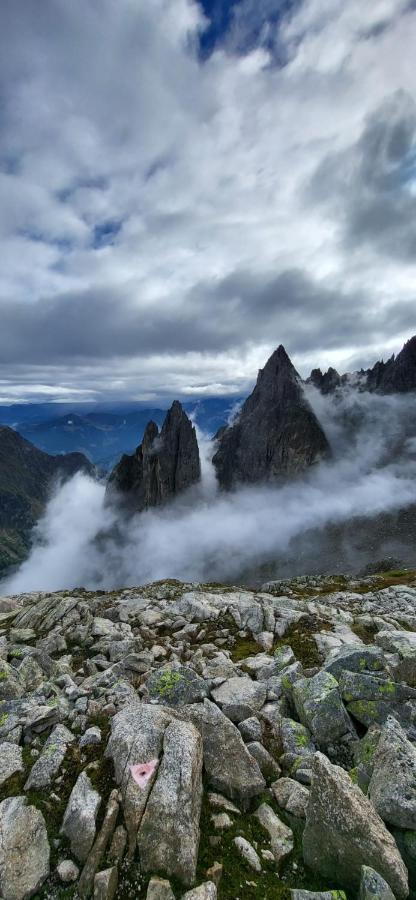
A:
1 269 414 369
308 90 416 261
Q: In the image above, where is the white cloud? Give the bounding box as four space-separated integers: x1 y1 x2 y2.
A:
1 0 416 400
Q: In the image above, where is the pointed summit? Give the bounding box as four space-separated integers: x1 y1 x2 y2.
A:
371 335 416 393
107 401 200 511
212 345 330 489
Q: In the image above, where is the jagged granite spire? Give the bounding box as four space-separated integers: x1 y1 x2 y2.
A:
367 336 416 393
212 345 330 489
107 401 200 511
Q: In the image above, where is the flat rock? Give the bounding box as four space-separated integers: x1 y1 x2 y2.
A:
93 866 118 900
0 795 50 899
303 752 408 898
57 860 80 883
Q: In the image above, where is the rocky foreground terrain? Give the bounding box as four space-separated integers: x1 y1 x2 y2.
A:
1 571 416 899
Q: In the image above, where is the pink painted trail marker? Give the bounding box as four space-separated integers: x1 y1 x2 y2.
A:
130 759 159 789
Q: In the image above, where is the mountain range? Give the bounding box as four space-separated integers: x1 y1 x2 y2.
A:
0 427 93 574
0 398 239 470
1 335 416 578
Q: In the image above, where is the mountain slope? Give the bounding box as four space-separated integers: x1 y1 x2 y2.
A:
0 426 94 574
213 345 330 489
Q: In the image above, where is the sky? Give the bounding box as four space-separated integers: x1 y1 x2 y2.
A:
1 0 416 405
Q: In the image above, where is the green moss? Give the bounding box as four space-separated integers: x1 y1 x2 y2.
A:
295 732 309 748
349 767 358 784
154 670 184 697
0 670 8 681
0 712 9 726
274 617 332 668
231 635 262 662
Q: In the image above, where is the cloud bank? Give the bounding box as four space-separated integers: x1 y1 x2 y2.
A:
4 388 416 594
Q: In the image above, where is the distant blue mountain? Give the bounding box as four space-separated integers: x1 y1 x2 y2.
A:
0 398 240 470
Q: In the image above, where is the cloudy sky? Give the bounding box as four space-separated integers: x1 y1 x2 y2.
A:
1 0 416 404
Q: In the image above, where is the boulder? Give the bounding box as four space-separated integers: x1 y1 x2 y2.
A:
60 770 101 862
359 866 396 900
137 719 203 886
106 703 173 852
179 700 265 806
57 860 80 883
254 802 293 867
233 836 262 872
369 716 416 829
324 645 385 680
24 723 75 790
146 667 208 707
0 796 50 899
293 671 354 745
303 752 408 898
238 717 263 743
0 742 24 788
146 877 176 900
246 742 281 779
210 676 266 722
271 777 309 817
181 884 217 900
93 866 118 900
376 631 416 686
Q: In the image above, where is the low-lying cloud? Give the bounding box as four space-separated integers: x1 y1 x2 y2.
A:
3 388 416 594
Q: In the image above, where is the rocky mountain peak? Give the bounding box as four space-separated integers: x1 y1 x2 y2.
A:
212 345 330 489
107 401 200 511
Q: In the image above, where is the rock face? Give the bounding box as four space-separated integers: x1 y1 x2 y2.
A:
107 401 200 511
212 345 330 489
0 795 50 899
309 334 416 396
0 425 94 575
366 335 416 393
303 752 408 898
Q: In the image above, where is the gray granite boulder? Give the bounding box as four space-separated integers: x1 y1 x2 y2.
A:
0 796 50 899
24 723 75 790
359 865 396 900
0 742 24 788
210 676 266 723
146 666 208 707
369 716 416 829
303 752 408 898
60 770 101 862
137 719 203 886
293 671 354 745
178 700 265 806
